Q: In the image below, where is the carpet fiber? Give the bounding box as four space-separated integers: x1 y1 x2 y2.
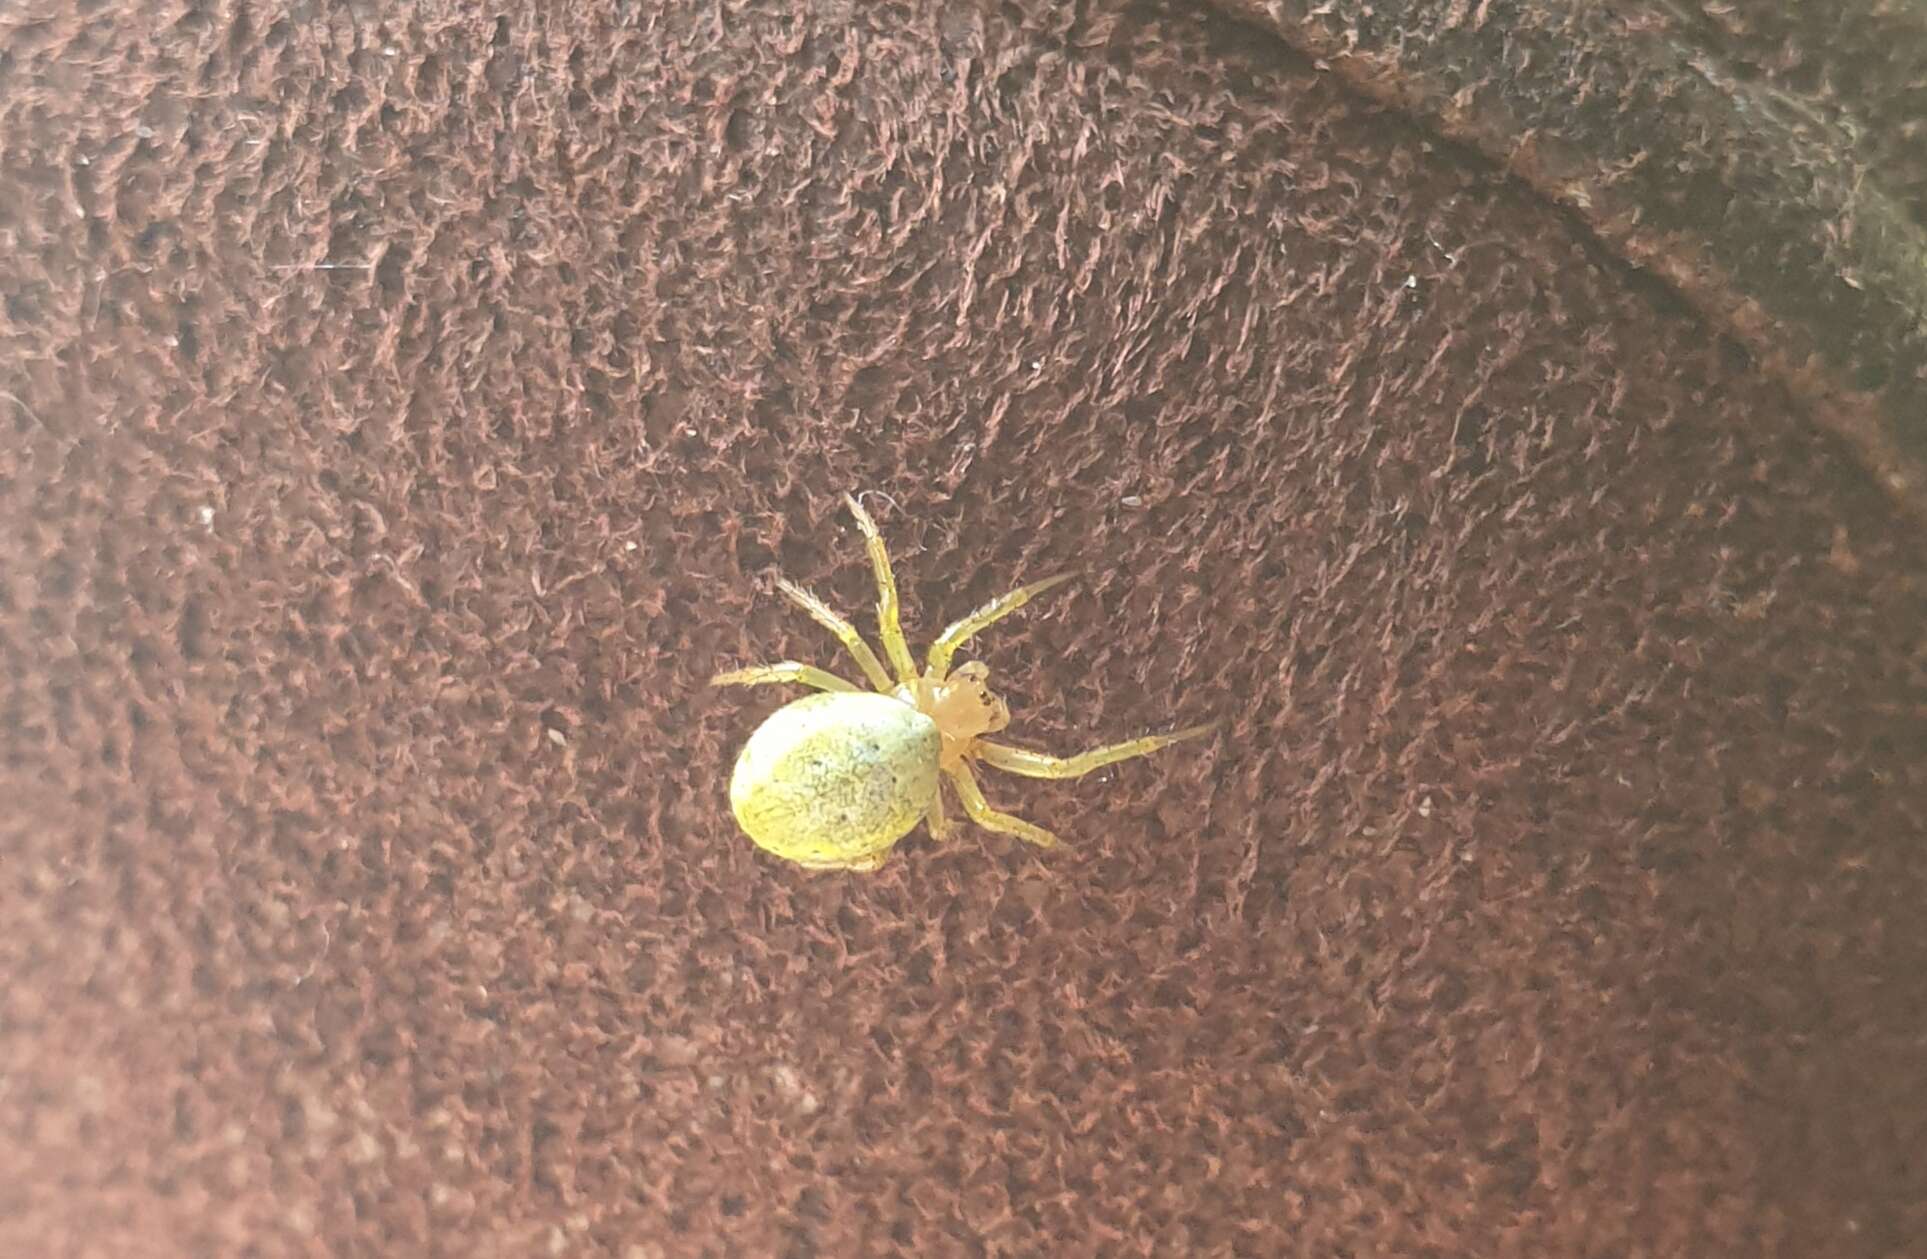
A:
3 1 1924 1256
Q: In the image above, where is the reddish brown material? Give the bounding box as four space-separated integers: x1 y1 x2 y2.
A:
1212 0 1927 520
3 2 1923 1256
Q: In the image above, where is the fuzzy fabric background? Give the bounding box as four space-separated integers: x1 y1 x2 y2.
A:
3 1 1924 1256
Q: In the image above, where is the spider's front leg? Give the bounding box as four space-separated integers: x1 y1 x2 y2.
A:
925 572 1076 680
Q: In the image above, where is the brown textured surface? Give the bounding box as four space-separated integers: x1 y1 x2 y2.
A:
3 1 1925 1257
1211 0 1927 519
1672 0 1927 226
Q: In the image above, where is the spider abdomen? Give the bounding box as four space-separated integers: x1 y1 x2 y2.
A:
727 691 942 869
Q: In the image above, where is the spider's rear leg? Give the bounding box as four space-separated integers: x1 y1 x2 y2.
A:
774 578 895 693
925 778 954 840
710 662 861 692
948 761 1059 849
974 724 1215 779
842 493 919 684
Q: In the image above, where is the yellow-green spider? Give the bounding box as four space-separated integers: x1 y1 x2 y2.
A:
710 493 1214 872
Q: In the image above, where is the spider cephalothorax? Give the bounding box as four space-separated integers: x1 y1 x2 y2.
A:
899 661 1010 771
711 494 1212 871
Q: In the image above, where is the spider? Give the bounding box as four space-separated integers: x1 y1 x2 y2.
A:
711 493 1213 871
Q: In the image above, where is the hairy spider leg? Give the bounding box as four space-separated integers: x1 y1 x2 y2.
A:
975 724 1216 778
774 577 895 693
710 662 861 692
948 760 1058 848
841 493 920 685
924 572 1077 681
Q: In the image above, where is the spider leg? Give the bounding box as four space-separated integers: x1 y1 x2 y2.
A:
842 493 919 685
925 776 953 840
948 760 1058 848
924 572 1076 680
974 724 1215 778
710 662 862 692
774 578 896 692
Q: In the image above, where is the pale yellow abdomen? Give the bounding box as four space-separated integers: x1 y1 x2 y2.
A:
727 691 941 869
